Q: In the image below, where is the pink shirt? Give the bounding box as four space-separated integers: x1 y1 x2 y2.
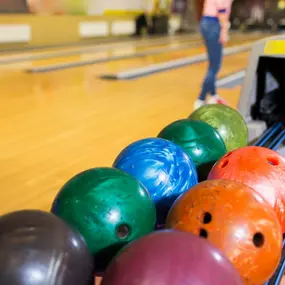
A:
203 0 232 18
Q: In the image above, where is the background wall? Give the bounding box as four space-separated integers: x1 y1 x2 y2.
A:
0 0 175 15
0 0 30 13
86 0 141 15
0 0 181 49
0 0 87 15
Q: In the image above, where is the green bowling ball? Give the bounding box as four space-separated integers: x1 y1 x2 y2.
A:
51 167 156 271
158 119 226 181
189 104 248 152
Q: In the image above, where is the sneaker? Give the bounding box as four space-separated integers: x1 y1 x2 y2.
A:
208 95 228 105
194 99 206 110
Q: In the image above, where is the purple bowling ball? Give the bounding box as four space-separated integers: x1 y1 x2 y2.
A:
101 230 243 285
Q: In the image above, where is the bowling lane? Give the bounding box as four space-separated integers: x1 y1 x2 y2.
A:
0 33 200 58
5 34 256 76
0 34 199 67
0 35 248 75
75 35 257 76
24 32 265 72
0 37 202 73
28 38 202 68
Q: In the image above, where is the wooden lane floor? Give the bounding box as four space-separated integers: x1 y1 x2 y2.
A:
0 33 255 75
0 33 200 57
27 39 201 68
0 32 265 71
0 38 202 74
0 38 202 73
0 34 200 65
0 33 265 215
25 32 266 70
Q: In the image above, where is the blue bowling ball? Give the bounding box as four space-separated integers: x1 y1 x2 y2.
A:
113 138 198 225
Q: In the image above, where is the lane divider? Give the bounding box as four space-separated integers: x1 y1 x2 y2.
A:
217 70 246 89
100 43 251 80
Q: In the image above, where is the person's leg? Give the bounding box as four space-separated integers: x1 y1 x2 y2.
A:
199 19 221 100
207 41 227 104
208 39 222 96
207 36 228 104
195 18 223 109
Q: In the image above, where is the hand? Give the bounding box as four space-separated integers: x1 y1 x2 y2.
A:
219 29 229 44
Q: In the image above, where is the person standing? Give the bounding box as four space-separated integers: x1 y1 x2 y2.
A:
194 0 233 110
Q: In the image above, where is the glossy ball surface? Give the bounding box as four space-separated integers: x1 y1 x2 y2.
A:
113 138 198 225
166 179 282 285
189 104 248 152
208 146 285 232
0 210 94 285
101 230 243 285
51 167 156 271
158 119 226 181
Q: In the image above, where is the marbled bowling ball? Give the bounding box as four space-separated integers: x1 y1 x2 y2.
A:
51 167 156 272
113 138 198 225
0 210 94 285
208 146 285 233
166 179 282 285
158 119 226 181
189 104 248 152
101 230 243 285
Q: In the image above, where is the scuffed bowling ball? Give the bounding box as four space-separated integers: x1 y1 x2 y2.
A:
51 167 156 272
101 230 243 285
158 119 226 181
208 146 285 232
113 138 198 225
166 179 282 285
189 104 248 152
0 210 94 285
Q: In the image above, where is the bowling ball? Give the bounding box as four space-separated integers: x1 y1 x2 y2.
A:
0 210 94 285
51 167 156 272
113 138 198 225
166 179 282 285
208 146 285 232
101 230 243 285
189 104 248 152
158 119 226 181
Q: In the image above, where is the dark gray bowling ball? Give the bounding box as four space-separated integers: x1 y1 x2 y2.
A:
0 210 94 285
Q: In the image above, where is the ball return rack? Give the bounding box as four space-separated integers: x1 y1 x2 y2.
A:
238 35 285 285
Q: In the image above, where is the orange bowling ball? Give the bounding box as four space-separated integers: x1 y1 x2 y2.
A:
208 146 285 232
166 179 282 285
